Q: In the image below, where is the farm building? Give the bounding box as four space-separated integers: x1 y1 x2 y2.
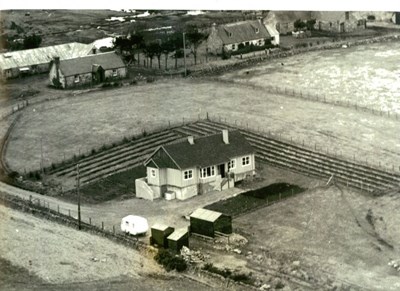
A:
313 12 366 33
263 11 313 35
167 228 189 252
135 130 255 201
150 223 175 248
49 51 127 89
0 42 94 79
205 20 273 55
190 208 232 238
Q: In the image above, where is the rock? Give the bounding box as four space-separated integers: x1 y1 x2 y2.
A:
247 251 252 255
257 254 263 261
233 248 242 254
292 260 300 267
100 258 107 263
260 284 271 290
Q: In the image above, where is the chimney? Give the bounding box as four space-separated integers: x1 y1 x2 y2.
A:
188 136 194 145
222 129 229 144
92 47 97 54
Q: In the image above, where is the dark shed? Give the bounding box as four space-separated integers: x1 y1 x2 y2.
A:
150 223 175 248
167 228 189 252
190 208 232 238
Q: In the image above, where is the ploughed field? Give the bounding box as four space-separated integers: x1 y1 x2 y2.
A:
221 40 400 114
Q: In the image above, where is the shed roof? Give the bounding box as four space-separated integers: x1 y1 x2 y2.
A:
190 208 222 222
151 223 171 231
0 42 93 71
216 20 270 45
145 130 254 170
167 228 188 241
58 51 126 76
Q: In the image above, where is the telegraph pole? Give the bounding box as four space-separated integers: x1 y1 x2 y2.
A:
183 32 187 77
40 137 44 175
76 164 81 230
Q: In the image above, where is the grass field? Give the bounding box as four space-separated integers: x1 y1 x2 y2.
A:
5 75 400 175
221 40 400 114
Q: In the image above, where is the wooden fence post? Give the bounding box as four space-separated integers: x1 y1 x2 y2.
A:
102 221 104 230
68 209 71 217
113 225 115 234
57 205 59 213
89 217 92 225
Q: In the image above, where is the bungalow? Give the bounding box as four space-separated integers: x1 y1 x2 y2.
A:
314 11 366 33
206 20 272 55
49 51 127 89
135 130 256 201
0 42 94 79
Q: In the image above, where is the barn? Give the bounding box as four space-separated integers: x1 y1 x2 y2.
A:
189 208 232 238
49 51 127 89
0 42 94 79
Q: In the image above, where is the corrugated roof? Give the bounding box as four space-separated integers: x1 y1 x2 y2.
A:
146 130 254 170
217 20 270 45
58 51 126 76
167 228 188 241
0 42 93 71
190 208 222 222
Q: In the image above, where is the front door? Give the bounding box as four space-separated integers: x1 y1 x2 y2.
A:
218 164 226 178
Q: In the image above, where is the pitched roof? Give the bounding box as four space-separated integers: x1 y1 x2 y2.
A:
58 51 126 76
0 42 93 71
190 208 222 222
216 20 270 45
314 11 360 22
266 11 314 23
145 130 254 170
167 228 188 241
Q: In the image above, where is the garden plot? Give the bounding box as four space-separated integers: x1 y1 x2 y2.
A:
221 41 400 114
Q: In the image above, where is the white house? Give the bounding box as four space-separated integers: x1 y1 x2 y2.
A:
135 130 256 201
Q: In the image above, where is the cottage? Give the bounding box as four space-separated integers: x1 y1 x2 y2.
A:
135 130 256 201
49 51 127 89
314 12 366 33
190 208 232 238
206 20 272 55
0 42 94 79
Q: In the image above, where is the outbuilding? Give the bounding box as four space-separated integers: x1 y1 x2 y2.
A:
167 228 189 252
150 223 175 248
189 208 232 238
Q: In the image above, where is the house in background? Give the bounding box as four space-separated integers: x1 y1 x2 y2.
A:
314 12 367 33
0 42 94 79
49 51 126 89
135 130 256 201
206 20 273 55
263 11 313 35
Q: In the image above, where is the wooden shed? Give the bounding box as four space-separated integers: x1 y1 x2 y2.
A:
167 228 189 252
189 208 232 238
150 223 175 248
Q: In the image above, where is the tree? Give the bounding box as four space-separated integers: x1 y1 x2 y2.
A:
185 26 208 65
113 37 131 55
161 38 175 70
306 19 316 31
143 42 162 68
129 32 145 65
294 19 307 31
23 34 42 49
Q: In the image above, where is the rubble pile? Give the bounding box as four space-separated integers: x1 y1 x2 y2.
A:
180 246 209 264
388 260 400 271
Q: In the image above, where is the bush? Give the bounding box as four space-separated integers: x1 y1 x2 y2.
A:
8 171 20 179
154 249 187 272
203 263 253 284
102 82 112 88
35 172 41 180
91 148 96 155
146 77 155 83
130 80 138 85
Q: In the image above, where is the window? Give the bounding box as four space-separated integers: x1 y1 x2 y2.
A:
74 75 80 83
151 169 156 177
255 28 259 33
228 159 236 170
112 69 118 77
242 156 250 166
231 44 235 50
184 170 193 180
229 32 233 38
258 39 262 45
200 166 215 178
